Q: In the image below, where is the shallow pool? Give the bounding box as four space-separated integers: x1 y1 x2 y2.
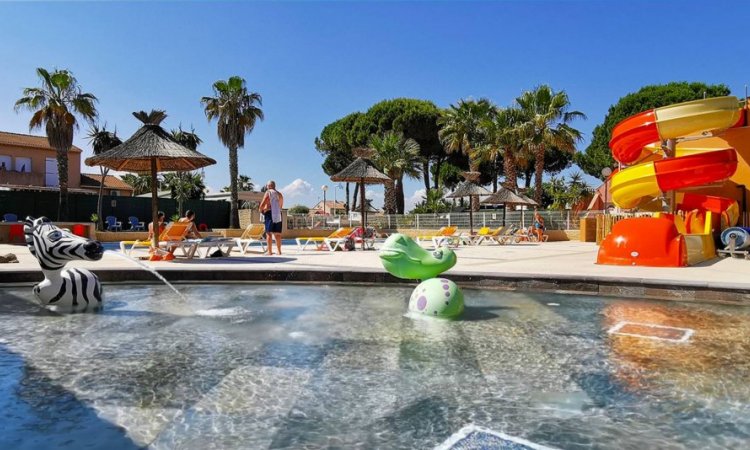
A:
1 284 749 449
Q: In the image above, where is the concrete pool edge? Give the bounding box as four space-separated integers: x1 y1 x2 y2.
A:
2 268 749 305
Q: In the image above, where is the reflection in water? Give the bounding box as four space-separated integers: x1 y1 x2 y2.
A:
603 301 750 397
0 284 749 449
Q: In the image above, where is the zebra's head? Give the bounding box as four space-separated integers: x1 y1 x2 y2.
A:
24 217 104 271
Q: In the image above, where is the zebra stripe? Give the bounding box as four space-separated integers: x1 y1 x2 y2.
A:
49 278 67 304
78 269 90 306
93 281 102 304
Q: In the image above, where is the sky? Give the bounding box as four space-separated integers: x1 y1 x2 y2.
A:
1 0 748 211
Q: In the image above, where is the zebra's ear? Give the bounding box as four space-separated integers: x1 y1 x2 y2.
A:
24 217 35 231
39 217 51 223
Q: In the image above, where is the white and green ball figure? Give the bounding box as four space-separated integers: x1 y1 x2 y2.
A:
408 278 464 319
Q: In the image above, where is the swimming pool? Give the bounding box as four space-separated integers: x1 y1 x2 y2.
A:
0 284 748 449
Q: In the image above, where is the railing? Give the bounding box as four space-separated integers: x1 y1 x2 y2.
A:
0 170 44 187
287 209 585 231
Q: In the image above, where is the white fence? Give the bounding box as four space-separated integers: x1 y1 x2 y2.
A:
287 210 585 231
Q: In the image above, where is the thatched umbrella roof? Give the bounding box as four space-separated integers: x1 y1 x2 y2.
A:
481 188 530 205
85 123 215 172
84 110 216 255
445 182 491 234
518 192 539 206
481 187 536 226
330 153 390 250
446 181 491 198
330 157 391 184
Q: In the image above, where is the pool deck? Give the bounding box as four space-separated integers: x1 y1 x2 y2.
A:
2 241 749 304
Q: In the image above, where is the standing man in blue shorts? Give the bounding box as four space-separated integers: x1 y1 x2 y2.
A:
259 180 284 255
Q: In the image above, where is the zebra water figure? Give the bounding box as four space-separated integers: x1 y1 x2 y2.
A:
24 217 104 312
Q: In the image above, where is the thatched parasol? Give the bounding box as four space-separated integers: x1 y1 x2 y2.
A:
85 110 216 253
481 187 536 225
446 181 491 234
518 192 538 206
330 149 390 250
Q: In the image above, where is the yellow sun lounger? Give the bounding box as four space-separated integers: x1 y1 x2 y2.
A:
235 223 267 254
474 226 509 245
296 227 353 251
119 239 151 255
155 223 193 258
119 222 191 256
415 226 458 247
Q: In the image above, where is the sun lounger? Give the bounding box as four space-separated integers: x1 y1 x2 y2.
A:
183 237 237 258
296 227 353 251
324 226 376 251
416 226 458 247
155 222 192 258
456 226 492 246
119 239 151 255
475 226 508 245
505 226 547 244
120 223 185 255
235 223 266 254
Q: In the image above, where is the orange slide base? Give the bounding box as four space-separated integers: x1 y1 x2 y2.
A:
597 216 687 267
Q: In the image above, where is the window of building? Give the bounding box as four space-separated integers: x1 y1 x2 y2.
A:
45 158 59 187
15 157 31 173
110 190 120 196
0 155 10 171
15 156 31 173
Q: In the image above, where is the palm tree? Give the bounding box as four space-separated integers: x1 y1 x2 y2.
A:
121 173 159 196
169 126 205 213
516 85 585 204
14 68 98 220
87 124 122 230
222 174 255 192
438 98 494 211
411 188 451 214
475 106 528 192
201 76 264 228
162 171 206 216
370 131 421 214
438 99 495 172
171 125 202 151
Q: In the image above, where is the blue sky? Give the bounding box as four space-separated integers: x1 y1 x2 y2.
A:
1 0 748 210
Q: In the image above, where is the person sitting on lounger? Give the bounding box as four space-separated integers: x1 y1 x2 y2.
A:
148 211 166 241
533 209 545 242
178 210 202 239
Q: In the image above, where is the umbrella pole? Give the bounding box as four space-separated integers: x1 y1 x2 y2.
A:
502 204 507 226
469 195 474 234
151 158 159 250
360 180 366 250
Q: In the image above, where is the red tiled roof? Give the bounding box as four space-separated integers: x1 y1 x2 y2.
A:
80 173 134 191
0 131 83 153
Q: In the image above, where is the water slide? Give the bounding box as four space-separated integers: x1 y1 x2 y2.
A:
598 96 746 267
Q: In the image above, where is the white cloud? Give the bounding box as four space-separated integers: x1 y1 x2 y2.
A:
405 188 427 212
281 178 314 198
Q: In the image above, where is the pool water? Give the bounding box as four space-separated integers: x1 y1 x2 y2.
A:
1 284 749 449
